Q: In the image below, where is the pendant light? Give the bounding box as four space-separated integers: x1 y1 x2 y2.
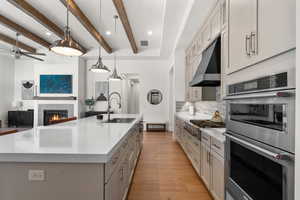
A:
109 15 122 81
50 0 84 56
110 54 122 81
90 0 110 73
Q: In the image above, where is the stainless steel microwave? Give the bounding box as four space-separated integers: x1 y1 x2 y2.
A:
225 89 295 153
225 72 295 153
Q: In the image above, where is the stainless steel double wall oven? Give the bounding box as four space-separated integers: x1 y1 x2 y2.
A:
225 72 295 200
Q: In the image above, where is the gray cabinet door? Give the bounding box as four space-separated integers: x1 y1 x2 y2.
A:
105 166 122 200
256 0 295 62
200 143 211 188
221 30 228 97
211 151 225 200
228 0 257 73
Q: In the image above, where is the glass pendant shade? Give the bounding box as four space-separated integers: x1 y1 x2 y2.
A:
50 27 84 56
90 56 110 73
90 0 111 73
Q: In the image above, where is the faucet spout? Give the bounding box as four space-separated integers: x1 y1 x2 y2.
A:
107 92 122 121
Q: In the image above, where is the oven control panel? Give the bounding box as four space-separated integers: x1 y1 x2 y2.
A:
228 72 288 95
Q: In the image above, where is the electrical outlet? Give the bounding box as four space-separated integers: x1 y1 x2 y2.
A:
28 170 45 181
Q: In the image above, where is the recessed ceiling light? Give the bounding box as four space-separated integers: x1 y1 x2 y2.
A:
45 32 52 36
147 30 153 36
105 31 112 36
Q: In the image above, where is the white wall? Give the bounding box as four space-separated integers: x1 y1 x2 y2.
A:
14 54 86 118
295 0 299 198
173 49 186 101
168 66 174 132
14 60 35 110
0 55 14 127
86 59 170 124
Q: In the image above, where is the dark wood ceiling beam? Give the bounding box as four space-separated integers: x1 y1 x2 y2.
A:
60 0 113 54
0 32 36 53
7 0 87 53
112 0 138 54
0 15 51 49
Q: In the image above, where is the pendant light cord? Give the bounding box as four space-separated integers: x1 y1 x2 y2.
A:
99 0 102 57
114 15 118 69
67 0 69 29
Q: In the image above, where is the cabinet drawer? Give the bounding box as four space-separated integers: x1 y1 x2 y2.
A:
201 132 211 146
186 133 200 152
105 147 122 183
186 143 200 174
211 138 225 158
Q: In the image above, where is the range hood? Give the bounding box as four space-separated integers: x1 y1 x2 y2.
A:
189 37 221 87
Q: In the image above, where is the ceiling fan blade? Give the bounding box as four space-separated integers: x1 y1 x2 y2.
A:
21 51 46 56
20 52 44 61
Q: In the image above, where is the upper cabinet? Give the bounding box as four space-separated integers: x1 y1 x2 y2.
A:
228 0 296 74
210 4 221 39
257 0 296 61
185 1 225 101
228 0 257 73
220 0 228 30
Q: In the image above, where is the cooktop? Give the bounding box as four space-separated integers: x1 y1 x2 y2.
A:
190 120 226 128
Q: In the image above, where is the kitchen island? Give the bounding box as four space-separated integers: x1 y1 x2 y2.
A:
0 114 143 200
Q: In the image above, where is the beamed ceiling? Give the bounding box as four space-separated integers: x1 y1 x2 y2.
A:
0 0 216 60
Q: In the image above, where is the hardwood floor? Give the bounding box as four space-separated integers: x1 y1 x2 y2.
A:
127 132 213 200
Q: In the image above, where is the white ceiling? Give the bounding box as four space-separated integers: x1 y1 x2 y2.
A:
0 0 214 60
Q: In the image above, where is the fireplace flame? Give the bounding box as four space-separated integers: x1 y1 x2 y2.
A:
50 114 61 122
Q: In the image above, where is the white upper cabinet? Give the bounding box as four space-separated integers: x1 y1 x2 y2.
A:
211 4 221 39
202 22 212 48
256 0 295 61
228 0 257 74
221 30 228 98
228 0 296 74
220 0 228 30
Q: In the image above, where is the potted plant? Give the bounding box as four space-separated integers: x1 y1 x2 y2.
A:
85 97 96 111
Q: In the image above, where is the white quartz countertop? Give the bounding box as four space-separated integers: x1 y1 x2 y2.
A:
201 128 226 143
0 114 142 163
175 112 211 121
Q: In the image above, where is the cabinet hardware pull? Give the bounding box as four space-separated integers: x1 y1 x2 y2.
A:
207 152 209 163
245 35 251 56
225 133 294 161
250 32 257 55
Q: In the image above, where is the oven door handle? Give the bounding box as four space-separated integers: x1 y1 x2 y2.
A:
225 133 293 161
224 91 294 100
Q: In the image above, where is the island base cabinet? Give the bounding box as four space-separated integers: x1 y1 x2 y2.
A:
0 163 104 200
0 121 143 200
105 164 123 200
105 122 143 200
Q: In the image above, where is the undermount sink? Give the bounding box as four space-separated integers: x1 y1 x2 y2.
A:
103 118 135 123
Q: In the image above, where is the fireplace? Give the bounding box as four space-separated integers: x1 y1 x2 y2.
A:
44 110 68 126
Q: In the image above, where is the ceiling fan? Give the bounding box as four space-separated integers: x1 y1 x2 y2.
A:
0 33 46 61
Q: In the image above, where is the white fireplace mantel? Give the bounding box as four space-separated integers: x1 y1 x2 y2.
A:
33 100 78 127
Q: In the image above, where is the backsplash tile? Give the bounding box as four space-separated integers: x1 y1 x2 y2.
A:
179 87 226 118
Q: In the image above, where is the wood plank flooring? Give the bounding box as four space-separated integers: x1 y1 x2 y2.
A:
127 132 213 200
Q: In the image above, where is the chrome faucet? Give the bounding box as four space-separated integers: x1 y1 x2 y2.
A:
107 92 122 121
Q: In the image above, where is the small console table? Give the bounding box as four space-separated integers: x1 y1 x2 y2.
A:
146 123 167 132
